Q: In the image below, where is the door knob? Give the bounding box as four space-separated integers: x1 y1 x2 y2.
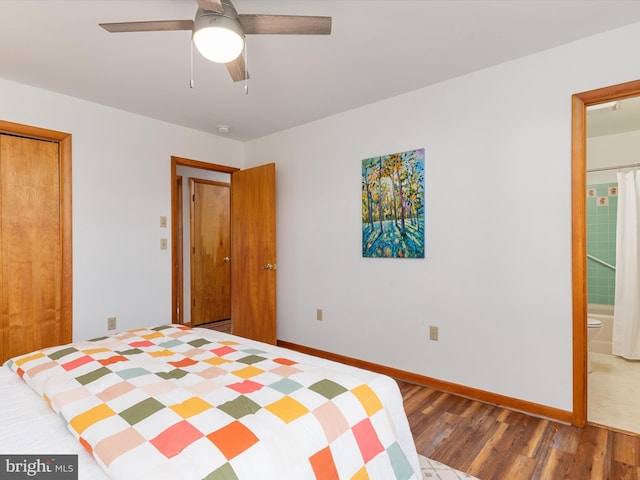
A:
261 263 276 270
223 257 231 262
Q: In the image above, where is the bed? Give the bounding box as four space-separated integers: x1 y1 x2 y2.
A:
1 325 421 479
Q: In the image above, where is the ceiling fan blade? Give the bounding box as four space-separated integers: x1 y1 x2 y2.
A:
238 15 332 35
196 0 224 14
100 20 193 33
226 55 249 83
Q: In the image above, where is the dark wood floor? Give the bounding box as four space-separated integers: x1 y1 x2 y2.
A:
198 319 232 334
399 380 640 480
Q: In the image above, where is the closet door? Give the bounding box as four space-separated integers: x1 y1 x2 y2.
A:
0 134 63 362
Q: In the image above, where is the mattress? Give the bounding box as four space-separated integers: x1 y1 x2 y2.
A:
1 326 421 480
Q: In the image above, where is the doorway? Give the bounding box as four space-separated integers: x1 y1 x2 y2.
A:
171 157 237 328
171 157 277 344
571 78 640 427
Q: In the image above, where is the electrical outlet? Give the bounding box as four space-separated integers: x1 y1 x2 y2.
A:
429 325 439 341
160 216 167 228
160 238 168 250
316 308 323 321
107 317 117 330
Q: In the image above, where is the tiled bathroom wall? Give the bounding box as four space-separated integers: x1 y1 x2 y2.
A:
586 183 618 305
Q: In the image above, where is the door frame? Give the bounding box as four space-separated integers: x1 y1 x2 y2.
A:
0 120 73 344
175 175 184 324
171 156 239 325
571 78 640 426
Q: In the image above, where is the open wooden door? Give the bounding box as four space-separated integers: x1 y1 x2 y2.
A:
230 163 277 344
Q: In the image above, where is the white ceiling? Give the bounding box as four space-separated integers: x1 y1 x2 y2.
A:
3 0 640 141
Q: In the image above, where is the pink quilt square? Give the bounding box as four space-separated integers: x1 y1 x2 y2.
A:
227 380 263 394
53 386 92 406
25 361 58 377
211 345 236 356
62 355 93 371
168 330 192 339
197 366 227 379
269 365 301 377
352 418 384 463
313 402 349 443
150 421 204 459
97 381 135 402
94 427 146 467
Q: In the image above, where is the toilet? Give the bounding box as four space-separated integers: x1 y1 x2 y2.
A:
587 317 602 373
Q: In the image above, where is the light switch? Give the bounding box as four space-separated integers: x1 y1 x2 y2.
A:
160 216 167 228
160 238 168 250
429 325 439 341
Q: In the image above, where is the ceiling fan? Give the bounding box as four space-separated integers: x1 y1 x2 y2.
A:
100 0 332 82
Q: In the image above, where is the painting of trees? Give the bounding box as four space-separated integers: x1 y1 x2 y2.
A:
362 148 425 258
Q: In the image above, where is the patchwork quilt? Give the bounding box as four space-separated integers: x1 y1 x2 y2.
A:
6 325 419 480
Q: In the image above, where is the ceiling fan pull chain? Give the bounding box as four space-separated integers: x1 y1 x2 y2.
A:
190 39 195 88
244 36 249 95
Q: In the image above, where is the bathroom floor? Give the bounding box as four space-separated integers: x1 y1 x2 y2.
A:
588 352 640 434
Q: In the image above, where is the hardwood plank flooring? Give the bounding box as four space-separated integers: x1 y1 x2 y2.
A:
198 319 232 334
398 380 640 480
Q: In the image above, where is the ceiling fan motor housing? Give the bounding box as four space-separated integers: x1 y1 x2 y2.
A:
194 0 241 29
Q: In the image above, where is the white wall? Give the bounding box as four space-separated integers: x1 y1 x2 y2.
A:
0 78 243 341
245 21 640 411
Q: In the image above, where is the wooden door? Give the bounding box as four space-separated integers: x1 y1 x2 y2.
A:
190 179 231 325
230 163 277 344
0 134 66 362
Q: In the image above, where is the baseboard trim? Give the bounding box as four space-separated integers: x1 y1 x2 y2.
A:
277 340 573 424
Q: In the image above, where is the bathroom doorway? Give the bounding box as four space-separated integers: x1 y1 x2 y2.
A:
572 79 640 432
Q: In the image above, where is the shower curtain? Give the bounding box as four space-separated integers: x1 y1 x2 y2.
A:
613 170 640 359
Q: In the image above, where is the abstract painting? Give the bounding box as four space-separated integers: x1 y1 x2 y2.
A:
362 148 425 258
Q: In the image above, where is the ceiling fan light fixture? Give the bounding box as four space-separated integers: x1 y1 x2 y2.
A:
193 8 244 64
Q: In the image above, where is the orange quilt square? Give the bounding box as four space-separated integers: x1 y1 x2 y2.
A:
206 421 258 460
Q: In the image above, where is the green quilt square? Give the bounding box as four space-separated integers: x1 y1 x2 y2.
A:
188 338 212 348
156 369 188 380
120 397 165 425
202 463 238 480
48 347 79 360
308 379 347 399
116 348 143 356
76 366 111 385
218 395 261 419
237 355 266 365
